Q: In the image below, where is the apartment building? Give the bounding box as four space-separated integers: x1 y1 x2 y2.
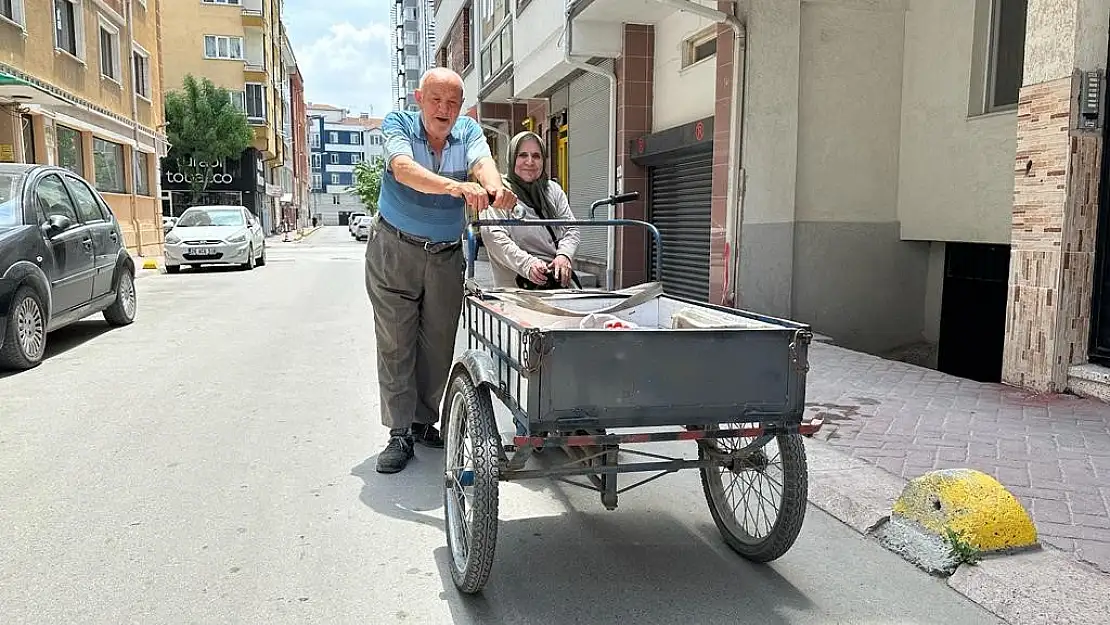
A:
158 0 290 234
289 62 309 229
307 104 384 225
0 0 168 256
433 0 1110 401
392 0 437 111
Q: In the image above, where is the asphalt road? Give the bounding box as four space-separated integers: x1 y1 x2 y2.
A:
0 227 1004 625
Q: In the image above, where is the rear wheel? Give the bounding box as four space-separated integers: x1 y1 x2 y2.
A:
0 286 46 370
443 368 500 594
103 268 137 326
700 424 809 562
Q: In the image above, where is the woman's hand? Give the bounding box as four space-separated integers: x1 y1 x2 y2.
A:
552 254 573 287
528 260 549 285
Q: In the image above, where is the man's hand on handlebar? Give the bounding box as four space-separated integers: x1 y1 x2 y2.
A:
527 260 549 285
487 185 517 210
448 181 490 210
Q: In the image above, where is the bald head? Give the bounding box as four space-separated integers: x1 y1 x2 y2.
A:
415 66 465 142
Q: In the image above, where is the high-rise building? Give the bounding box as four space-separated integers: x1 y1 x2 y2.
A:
391 0 436 111
158 0 294 234
0 0 169 257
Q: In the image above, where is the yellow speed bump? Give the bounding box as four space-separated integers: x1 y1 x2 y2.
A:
141 258 159 270
892 468 1038 553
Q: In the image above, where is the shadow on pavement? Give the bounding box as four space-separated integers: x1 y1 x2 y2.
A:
0 320 117 379
432 511 814 625
350 448 447 531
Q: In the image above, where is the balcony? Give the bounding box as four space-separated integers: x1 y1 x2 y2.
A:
568 0 681 24
242 0 265 25
478 19 513 101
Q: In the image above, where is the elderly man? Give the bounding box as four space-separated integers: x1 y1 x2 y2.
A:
367 68 517 474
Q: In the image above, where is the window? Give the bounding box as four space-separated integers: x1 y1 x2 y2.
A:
984 0 1028 111
312 173 322 189
66 175 108 223
245 83 266 121
351 133 362 145
312 153 321 168
331 174 340 185
134 151 150 196
56 125 84 176
310 132 320 148
99 19 121 82
328 131 338 143
330 153 339 165
351 153 362 164
682 28 717 68
35 175 79 224
204 35 244 60
228 90 246 113
133 47 151 99
54 0 82 58
1 0 25 27
202 0 241 5
405 31 418 45
92 137 125 193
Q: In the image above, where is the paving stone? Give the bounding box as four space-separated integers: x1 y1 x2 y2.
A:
807 341 1110 574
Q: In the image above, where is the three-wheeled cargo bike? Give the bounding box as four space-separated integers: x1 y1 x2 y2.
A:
442 191 824 594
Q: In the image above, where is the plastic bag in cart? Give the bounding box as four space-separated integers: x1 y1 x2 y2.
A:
579 313 639 330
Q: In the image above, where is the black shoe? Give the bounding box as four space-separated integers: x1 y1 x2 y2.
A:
411 422 445 448
376 433 415 474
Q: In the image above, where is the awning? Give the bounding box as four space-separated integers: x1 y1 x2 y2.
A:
0 71 70 107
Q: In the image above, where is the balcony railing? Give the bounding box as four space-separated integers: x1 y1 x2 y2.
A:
480 20 512 84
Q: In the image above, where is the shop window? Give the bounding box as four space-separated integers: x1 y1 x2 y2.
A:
55 125 84 176
92 137 125 193
134 151 151 196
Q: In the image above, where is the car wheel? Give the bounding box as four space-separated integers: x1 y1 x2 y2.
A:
257 243 267 267
103 268 137 326
242 245 255 270
0 285 47 370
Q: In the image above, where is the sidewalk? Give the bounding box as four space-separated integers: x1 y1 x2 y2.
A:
807 342 1110 574
467 258 1110 575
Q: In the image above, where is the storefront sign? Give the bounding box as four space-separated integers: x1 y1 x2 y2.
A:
160 148 262 193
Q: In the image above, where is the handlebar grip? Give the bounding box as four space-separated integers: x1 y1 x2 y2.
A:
611 191 640 204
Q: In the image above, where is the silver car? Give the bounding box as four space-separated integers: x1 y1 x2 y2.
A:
354 215 373 241
163 205 266 273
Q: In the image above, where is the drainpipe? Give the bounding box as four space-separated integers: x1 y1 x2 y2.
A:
563 9 618 290
125 0 144 256
655 0 745 306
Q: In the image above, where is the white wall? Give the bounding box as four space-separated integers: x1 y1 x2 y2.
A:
513 0 574 97
896 0 1016 244
652 8 717 132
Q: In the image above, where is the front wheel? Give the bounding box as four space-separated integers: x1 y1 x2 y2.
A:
242 245 255 270
442 368 500 594
0 286 46 370
256 243 267 267
700 425 809 562
103 269 137 326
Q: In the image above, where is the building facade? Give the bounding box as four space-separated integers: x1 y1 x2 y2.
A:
159 0 289 233
393 0 437 111
307 104 384 225
0 0 169 256
432 0 1110 401
289 65 309 229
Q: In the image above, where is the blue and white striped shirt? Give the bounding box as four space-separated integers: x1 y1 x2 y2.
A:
378 110 492 243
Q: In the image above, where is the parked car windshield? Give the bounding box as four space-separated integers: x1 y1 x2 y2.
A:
0 171 27 226
177 208 245 227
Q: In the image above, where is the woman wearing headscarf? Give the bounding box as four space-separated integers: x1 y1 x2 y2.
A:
479 131 582 289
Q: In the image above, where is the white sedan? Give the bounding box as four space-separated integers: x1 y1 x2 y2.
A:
163 205 267 273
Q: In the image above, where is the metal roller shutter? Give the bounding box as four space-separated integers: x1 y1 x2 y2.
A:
567 62 612 265
649 151 713 301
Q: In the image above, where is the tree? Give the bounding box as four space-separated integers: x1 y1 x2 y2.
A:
352 158 385 214
163 74 254 203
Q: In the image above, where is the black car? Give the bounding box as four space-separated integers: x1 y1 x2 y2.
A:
0 163 137 370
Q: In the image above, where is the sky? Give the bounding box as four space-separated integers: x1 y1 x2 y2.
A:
283 0 394 119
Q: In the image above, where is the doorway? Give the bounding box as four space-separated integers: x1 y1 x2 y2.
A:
937 242 1010 382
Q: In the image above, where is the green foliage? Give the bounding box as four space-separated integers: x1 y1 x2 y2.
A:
164 74 253 202
945 528 983 565
352 158 385 214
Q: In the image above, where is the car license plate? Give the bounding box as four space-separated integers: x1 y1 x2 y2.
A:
188 247 216 256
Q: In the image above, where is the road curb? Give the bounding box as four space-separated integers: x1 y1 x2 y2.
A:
294 226 323 242
804 438 1110 624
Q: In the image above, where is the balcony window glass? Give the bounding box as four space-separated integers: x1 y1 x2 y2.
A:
93 138 125 194
56 126 84 176
245 83 266 121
